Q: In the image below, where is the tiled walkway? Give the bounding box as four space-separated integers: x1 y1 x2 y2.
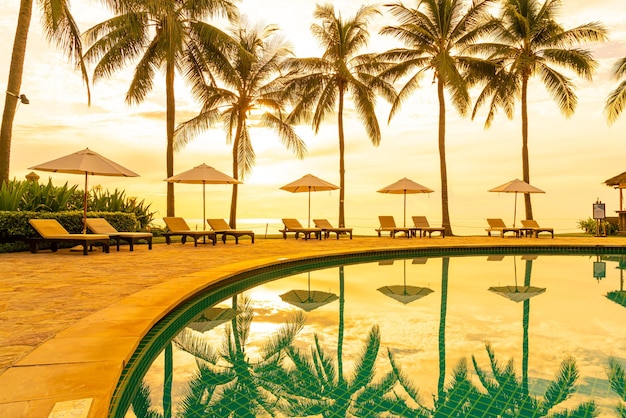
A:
1 235 624 417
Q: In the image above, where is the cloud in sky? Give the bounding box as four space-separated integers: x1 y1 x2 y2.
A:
1 1 625 234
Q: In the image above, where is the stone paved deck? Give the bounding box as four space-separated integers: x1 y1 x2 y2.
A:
1 234 624 417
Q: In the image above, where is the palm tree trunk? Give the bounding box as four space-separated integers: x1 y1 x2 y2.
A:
166 60 176 217
337 266 345 385
437 80 453 236
437 257 449 403
521 75 533 220
230 118 244 229
0 0 32 185
338 90 346 228
522 259 533 396
163 342 173 418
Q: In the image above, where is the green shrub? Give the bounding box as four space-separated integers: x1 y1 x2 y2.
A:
578 217 618 235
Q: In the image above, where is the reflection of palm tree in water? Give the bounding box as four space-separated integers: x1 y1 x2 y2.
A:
134 295 306 417
284 266 418 417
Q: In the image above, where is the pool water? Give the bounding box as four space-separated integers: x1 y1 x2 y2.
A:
120 253 626 417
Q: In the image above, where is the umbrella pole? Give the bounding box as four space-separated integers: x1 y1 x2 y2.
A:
513 192 518 227
403 191 407 227
83 172 88 234
202 182 206 244
202 182 206 230
308 187 311 228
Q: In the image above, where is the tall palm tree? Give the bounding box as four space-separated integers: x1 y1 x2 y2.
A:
1 0 90 186
281 4 396 228
605 57 626 125
82 0 238 217
379 0 500 237
174 21 306 228
472 0 607 221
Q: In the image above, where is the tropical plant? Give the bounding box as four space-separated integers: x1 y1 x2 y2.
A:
90 187 155 229
1 0 90 186
82 0 238 218
174 20 306 228
605 57 626 125
607 357 626 417
281 4 396 228
472 0 607 221
379 0 500 237
172 296 306 417
0 178 80 211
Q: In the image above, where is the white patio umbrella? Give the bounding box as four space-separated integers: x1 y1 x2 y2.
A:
29 148 139 233
489 178 545 227
166 163 241 230
377 177 434 227
280 174 339 227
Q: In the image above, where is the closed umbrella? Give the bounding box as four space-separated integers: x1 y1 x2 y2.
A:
29 148 139 233
280 174 339 227
489 178 544 227
377 177 434 227
166 163 241 231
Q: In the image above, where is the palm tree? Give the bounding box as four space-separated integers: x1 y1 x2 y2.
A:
281 4 396 228
605 57 626 125
472 0 607 221
1 0 90 186
379 0 500 237
174 20 306 228
82 0 238 217
173 296 306 417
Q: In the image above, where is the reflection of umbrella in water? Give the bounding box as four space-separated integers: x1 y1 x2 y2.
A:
377 177 434 227
488 256 546 303
187 307 239 333
377 259 434 304
280 272 339 312
280 174 339 227
29 148 139 233
166 164 241 231
489 178 545 227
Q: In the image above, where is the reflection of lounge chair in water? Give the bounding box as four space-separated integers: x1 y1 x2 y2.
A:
486 218 520 238
521 220 554 238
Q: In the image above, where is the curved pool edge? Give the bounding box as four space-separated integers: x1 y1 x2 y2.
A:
2 239 626 417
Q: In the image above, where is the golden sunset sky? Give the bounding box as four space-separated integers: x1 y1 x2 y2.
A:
1 0 625 235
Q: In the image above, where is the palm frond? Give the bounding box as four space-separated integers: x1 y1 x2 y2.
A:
537 62 577 116
540 356 579 411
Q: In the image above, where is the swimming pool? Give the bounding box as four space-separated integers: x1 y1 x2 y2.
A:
113 249 626 417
